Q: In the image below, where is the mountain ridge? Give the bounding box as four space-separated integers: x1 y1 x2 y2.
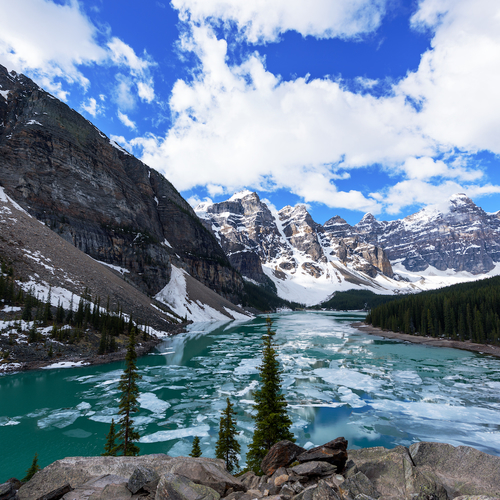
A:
196 191 500 305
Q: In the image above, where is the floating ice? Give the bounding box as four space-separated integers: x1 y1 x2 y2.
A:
139 425 210 443
138 393 170 415
38 409 81 429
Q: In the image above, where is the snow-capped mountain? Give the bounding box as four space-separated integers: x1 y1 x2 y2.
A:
196 191 500 305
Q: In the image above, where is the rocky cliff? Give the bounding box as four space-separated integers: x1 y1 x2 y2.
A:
196 191 395 305
197 192 500 305
0 64 243 303
353 193 500 275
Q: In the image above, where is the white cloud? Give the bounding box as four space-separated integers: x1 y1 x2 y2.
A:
130 0 500 215
117 111 136 130
81 97 101 117
398 0 500 154
0 0 155 102
172 0 387 43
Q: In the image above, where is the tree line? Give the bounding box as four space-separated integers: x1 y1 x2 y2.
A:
366 275 500 345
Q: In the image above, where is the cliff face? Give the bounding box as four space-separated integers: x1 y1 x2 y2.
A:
0 65 243 301
196 191 393 304
355 194 500 274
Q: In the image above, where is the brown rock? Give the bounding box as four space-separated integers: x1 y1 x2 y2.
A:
297 438 348 472
261 441 306 475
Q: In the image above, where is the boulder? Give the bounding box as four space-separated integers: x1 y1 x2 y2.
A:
312 480 341 500
163 458 245 496
409 442 500 498
90 482 132 500
290 462 337 477
18 455 173 500
127 466 159 494
342 471 379 499
0 482 15 500
297 438 348 472
261 441 306 475
348 446 416 500
155 473 220 500
238 473 259 491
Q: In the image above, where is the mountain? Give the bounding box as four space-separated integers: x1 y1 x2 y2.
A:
0 64 251 321
196 191 500 305
196 191 397 305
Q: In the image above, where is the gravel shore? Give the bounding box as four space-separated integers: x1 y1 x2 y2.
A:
352 321 500 358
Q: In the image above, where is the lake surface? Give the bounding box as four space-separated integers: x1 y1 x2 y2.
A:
1 311 500 481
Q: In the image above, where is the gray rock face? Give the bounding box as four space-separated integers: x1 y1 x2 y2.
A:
127 466 159 494
196 192 393 297
155 473 220 500
0 64 243 303
163 458 245 496
355 194 500 275
409 442 500 498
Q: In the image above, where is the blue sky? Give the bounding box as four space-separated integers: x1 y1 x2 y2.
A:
1 0 500 225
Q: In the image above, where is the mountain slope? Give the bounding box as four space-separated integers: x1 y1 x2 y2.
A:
196 191 500 305
196 191 399 305
0 64 244 307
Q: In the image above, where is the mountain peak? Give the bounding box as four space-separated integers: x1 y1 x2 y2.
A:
228 189 258 202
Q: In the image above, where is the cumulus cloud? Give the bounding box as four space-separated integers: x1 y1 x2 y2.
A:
129 0 500 214
0 0 154 102
172 0 387 43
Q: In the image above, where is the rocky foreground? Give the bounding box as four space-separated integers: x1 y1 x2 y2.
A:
2 439 500 500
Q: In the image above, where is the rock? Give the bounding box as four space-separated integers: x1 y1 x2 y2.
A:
279 484 295 497
0 482 15 500
409 442 500 498
454 497 500 500
163 458 245 496
274 475 289 487
18 455 173 500
297 438 348 472
290 462 337 477
89 482 131 500
261 441 306 475
311 480 341 500
353 495 378 500
36 483 73 500
342 472 379 499
292 485 317 500
127 466 159 494
155 473 220 500
348 446 415 500
238 473 259 491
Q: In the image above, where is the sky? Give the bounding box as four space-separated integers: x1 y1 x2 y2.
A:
1 0 500 225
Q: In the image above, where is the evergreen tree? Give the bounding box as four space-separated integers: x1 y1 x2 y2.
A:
215 398 240 472
102 419 118 456
115 327 141 456
247 318 294 474
190 436 202 458
22 453 40 483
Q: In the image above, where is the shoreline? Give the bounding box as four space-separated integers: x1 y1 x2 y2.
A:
352 321 500 358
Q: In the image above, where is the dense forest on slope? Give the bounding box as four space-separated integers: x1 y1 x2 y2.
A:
315 290 399 311
241 281 303 311
366 276 500 345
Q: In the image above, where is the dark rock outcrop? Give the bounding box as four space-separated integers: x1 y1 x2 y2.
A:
297 437 348 472
261 441 306 475
0 64 243 302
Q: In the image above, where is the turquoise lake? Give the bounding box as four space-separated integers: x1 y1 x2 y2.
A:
1 311 499 481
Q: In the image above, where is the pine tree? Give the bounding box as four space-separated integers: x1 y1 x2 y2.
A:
22 453 40 483
115 327 141 456
190 436 202 458
247 318 294 474
102 419 118 456
215 398 240 472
